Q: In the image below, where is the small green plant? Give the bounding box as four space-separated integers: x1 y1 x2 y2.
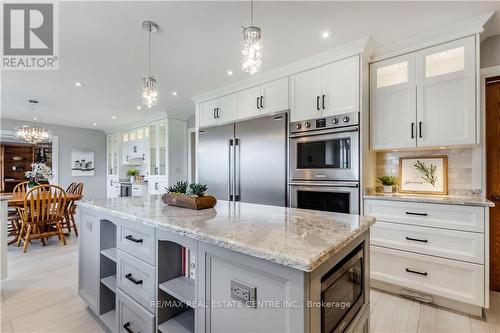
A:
166 181 189 194
377 175 398 186
127 169 139 176
188 183 208 197
414 160 437 187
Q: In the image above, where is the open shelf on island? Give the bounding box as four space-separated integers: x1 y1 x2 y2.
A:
100 309 116 332
159 276 194 304
100 247 117 262
158 309 194 333
101 275 117 292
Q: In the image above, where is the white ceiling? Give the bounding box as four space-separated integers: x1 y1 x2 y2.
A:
1 1 499 132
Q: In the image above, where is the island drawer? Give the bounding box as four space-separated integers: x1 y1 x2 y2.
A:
371 246 484 306
118 221 155 265
371 222 484 264
117 250 156 313
117 289 155 333
364 199 484 232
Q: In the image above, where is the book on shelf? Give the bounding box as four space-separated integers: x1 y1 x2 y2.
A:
180 246 196 280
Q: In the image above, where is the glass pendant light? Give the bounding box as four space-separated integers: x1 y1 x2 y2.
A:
241 0 262 75
14 100 52 144
142 21 159 109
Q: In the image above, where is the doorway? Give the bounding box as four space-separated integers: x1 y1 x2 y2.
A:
486 75 500 291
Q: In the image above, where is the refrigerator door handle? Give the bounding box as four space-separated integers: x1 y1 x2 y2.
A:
228 139 234 201
234 138 241 202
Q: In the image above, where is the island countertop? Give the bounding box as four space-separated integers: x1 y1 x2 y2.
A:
79 195 375 272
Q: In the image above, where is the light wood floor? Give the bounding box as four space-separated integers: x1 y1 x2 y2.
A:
1 238 500 333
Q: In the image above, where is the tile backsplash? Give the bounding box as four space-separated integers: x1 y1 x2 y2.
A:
376 148 481 196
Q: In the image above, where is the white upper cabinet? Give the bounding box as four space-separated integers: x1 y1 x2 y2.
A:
237 78 289 120
322 55 360 117
370 54 417 150
107 133 120 176
149 120 167 176
416 36 476 147
290 67 323 122
370 36 478 150
290 55 360 122
199 93 237 128
122 127 148 164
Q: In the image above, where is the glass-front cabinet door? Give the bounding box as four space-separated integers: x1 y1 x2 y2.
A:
106 135 113 176
149 124 157 175
107 133 120 176
148 120 168 177
158 122 167 176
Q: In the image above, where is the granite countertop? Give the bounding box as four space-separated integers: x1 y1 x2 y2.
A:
79 195 375 272
363 192 494 207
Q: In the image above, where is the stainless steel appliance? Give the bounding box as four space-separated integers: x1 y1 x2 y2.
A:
321 244 364 333
289 112 359 182
120 183 132 197
289 112 360 214
198 114 287 206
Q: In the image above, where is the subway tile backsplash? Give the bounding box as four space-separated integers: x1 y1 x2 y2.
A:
376 148 481 196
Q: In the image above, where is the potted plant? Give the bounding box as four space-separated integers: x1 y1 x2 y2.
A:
161 181 217 210
127 169 139 183
25 163 54 188
377 175 398 194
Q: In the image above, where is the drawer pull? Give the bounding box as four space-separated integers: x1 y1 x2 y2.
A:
123 322 138 333
125 273 143 285
405 268 428 276
125 235 143 243
405 236 428 243
405 211 428 216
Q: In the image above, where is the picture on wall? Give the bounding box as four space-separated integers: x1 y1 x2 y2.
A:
71 149 95 176
399 155 448 195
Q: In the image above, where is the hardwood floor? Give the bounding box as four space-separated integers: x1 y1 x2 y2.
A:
2 237 500 333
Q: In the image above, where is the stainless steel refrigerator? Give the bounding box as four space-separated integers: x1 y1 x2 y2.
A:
198 114 287 206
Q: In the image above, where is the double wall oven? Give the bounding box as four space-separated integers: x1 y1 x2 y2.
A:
289 112 360 214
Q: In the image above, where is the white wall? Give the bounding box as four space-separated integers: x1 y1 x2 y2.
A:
481 34 500 68
0 118 107 199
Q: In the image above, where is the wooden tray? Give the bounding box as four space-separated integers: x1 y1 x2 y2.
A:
162 193 217 210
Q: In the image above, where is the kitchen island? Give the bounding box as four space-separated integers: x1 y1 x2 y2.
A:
78 195 375 333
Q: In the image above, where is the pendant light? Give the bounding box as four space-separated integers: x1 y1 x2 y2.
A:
142 20 159 109
241 0 262 75
14 100 52 144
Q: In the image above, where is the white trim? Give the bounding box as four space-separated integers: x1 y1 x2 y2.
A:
187 127 196 183
371 11 494 62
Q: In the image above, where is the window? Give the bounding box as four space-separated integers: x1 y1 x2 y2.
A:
425 46 464 78
122 133 128 142
377 61 408 88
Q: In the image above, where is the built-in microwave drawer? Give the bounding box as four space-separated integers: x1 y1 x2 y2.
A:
364 199 485 232
371 222 484 264
118 221 155 265
371 246 484 306
117 250 156 313
117 289 155 333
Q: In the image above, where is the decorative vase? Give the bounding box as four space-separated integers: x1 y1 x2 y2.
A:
162 193 217 210
383 185 393 194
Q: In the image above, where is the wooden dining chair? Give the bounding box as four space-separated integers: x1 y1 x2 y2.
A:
16 185 67 253
62 182 83 236
7 181 29 245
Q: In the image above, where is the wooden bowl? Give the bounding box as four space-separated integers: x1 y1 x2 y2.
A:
161 193 217 210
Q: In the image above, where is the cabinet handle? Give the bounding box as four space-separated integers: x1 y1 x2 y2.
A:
322 94 326 109
125 235 143 243
213 108 216 119
155 182 159 190
216 108 220 118
133 145 137 153
126 155 129 161
411 123 415 139
405 268 428 276
123 322 136 333
405 211 428 216
155 167 159 175
405 236 428 243
125 273 143 285
316 96 320 111
419 121 423 138
257 97 260 109
260 95 264 109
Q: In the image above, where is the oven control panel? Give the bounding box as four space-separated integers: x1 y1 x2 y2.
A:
290 111 359 134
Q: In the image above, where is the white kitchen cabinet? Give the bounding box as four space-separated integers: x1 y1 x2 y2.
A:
131 184 145 197
416 36 476 147
237 86 261 119
199 93 237 128
107 176 120 198
147 176 169 195
370 36 478 150
321 55 359 117
370 54 417 150
78 211 100 313
107 133 120 177
237 78 289 120
290 55 360 122
122 128 148 164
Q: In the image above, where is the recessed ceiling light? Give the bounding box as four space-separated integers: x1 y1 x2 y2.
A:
393 149 399 152
75 81 83 87
112 115 116 120
172 91 178 96
136 105 142 110
33 117 37 121
439 146 448 150
93 122 97 126
227 70 233 76
321 31 331 39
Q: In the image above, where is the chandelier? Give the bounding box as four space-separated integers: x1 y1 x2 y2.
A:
241 0 262 75
142 21 159 109
14 100 52 144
